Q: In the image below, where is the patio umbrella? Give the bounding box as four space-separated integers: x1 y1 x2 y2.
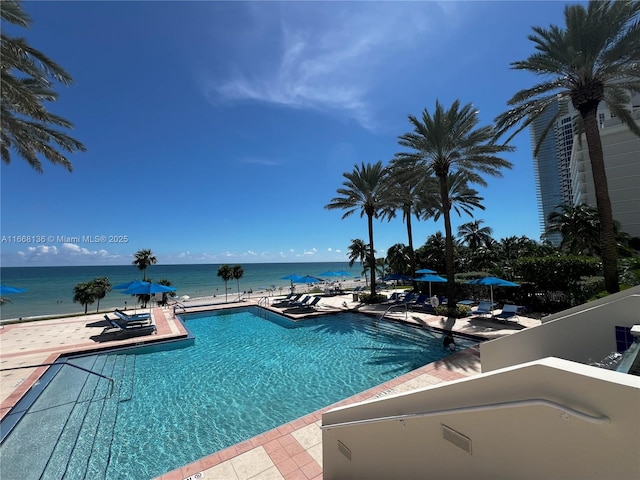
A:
415 268 436 274
293 275 324 284
122 281 177 312
412 273 447 297
281 274 303 281
112 280 142 290
382 274 412 282
467 276 520 307
319 271 341 277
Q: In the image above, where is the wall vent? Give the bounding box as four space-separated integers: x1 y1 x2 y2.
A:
442 424 472 454
338 440 352 461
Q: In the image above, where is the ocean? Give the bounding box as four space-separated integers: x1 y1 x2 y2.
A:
0 262 360 320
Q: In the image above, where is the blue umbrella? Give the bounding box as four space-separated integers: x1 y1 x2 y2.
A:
0 285 27 294
113 280 142 290
412 273 446 296
416 268 436 274
122 281 177 312
293 275 324 284
319 271 341 277
467 276 519 306
334 270 352 277
383 274 412 282
122 281 177 295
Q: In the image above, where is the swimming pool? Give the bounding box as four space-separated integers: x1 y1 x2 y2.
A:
0 307 477 479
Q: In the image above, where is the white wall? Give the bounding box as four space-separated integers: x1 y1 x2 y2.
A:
322 359 640 480
480 286 640 372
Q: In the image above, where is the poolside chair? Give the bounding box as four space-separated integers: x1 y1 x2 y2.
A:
271 294 302 307
286 296 321 313
288 295 312 308
113 309 151 324
474 301 494 317
102 315 157 337
494 304 520 323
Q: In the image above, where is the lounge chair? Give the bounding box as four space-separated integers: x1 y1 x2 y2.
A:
409 294 436 313
285 296 321 313
494 304 520 323
288 295 312 308
474 301 494 317
113 309 151 324
102 315 157 337
271 294 302 307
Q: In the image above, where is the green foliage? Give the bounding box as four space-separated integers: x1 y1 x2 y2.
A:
435 304 471 318
358 293 387 304
512 255 601 291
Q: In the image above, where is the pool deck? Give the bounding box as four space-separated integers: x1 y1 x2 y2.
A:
0 292 540 480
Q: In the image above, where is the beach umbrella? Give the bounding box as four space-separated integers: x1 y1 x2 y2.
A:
382 274 412 282
319 271 341 278
412 273 447 297
0 285 27 294
467 276 520 307
122 281 177 312
416 268 436 274
113 280 142 290
293 275 324 284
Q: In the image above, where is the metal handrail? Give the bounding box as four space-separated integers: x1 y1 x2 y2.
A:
258 296 269 306
320 398 611 431
0 362 115 398
378 302 408 321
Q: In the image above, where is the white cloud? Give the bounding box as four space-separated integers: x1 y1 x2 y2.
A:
13 243 122 265
203 3 448 130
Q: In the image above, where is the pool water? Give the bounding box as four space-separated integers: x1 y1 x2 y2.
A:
0 307 476 479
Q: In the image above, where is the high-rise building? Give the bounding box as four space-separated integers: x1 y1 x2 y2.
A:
529 97 574 245
570 103 640 239
531 93 640 244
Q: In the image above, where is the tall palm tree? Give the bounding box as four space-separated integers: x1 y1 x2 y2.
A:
458 220 494 250
1 0 86 172
415 231 448 274
132 249 157 281
326 161 389 297
90 277 112 313
232 265 244 295
494 1 640 293
396 100 513 315
381 161 436 280
73 282 96 314
217 264 233 303
347 238 370 286
386 243 412 276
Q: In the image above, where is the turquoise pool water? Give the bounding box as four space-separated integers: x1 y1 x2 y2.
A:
0 307 477 479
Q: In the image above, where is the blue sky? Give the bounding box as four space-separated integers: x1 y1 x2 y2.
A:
1 1 573 267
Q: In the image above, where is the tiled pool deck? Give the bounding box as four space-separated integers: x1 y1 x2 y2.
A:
0 294 537 479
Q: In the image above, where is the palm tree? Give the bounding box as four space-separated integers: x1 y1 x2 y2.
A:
494 1 640 293
90 277 112 312
1 0 86 172
326 161 389 297
381 161 436 280
132 249 157 281
217 264 233 303
396 100 513 315
347 238 370 286
458 220 494 250
157 278 175 306
232 265 244 296
546 204 601 256
415 231 448 274
386 243 411 276
73 282 96 314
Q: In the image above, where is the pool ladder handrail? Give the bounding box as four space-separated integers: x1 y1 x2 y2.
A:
379 302 408 322
0 362 115 398
258 296 269 306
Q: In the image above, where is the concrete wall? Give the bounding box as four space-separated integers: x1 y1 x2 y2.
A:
322 358 640 480
480 286 640 373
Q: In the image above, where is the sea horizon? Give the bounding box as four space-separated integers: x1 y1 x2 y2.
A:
0 262 362 320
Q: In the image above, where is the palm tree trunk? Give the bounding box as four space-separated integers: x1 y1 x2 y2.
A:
405 209 417 282
367 213 377 297
581 108 619 293
439 175 457 316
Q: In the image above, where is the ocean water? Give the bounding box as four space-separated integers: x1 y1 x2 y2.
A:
0 262 360 320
